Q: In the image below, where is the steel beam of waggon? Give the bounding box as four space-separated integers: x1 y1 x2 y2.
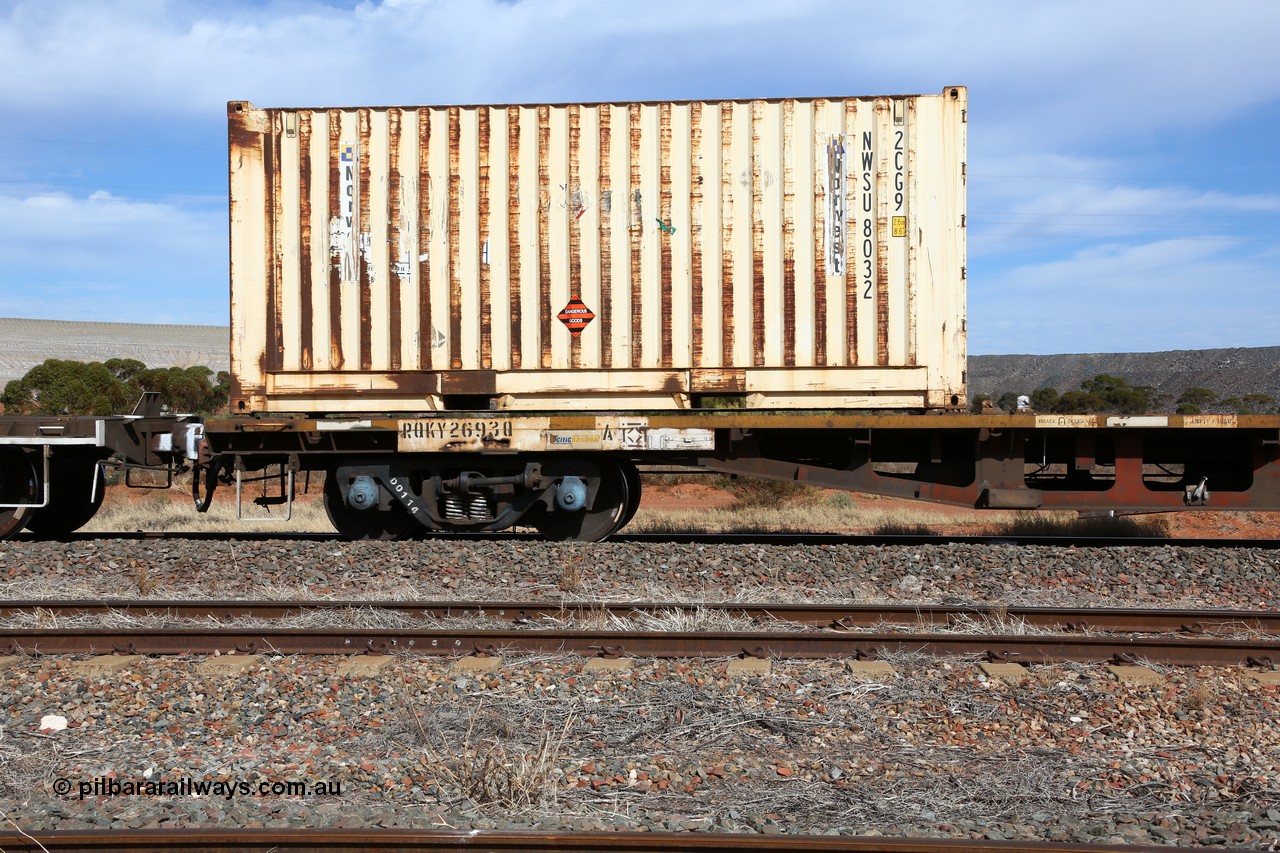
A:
196 414 1280 511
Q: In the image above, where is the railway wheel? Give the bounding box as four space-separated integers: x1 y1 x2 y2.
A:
24 457 106 536
323 470 418 540
616 461 642 533
533 459 631 542
0 447 37 540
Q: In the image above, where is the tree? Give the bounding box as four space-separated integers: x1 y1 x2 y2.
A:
1239 393 1276 415
0 359 134 415
1080 374 1161 414
1 359 229 416
995 391 1021 412
105 358 147 383
969 393 990 414
1177 387 1217 408
136 365 229 414
1052 390 1103 414
1030 386 1059 412
1175 387 1217 415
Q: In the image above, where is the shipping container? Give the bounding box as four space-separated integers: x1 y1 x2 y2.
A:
227 88 967 413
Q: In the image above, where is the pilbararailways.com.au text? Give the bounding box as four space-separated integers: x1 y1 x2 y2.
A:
54 776 341 800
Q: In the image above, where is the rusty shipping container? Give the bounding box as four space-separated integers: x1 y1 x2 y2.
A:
227 88 967 413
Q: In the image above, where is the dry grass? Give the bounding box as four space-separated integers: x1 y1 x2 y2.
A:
534 605 784 634
79 476 1170 539
401 696 573 810
994 512 1170 538
82 486 334 534
630 494 1173 538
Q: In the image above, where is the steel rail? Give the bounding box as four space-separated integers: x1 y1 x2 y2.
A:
618 532 1280 550
0 828 1218 853
4 599 1278 635
3 625 1278 667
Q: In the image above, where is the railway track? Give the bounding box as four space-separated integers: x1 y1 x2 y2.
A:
5 598 1279 634
0 828 1223 852
4 600 1278 668
13 530 1280 549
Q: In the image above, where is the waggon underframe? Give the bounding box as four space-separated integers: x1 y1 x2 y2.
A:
201 411 1280 513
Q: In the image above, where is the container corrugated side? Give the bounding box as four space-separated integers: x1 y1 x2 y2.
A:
227 88 966 413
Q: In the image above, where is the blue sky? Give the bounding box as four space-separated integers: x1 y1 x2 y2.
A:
1 0 1277 356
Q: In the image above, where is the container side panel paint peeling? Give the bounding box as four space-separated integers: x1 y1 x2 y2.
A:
227 89 967 412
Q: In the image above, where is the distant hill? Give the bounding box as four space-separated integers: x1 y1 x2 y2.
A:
0 318 228 389
2 318 1275 410
968 347 1280 410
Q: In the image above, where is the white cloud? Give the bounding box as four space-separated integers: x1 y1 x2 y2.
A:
970 238 1280 354
3 1 1278 143
970 180 1280 258
2 0 1277 352
0 191 226 324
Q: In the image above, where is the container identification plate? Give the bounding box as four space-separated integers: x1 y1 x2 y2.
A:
396 416 714 453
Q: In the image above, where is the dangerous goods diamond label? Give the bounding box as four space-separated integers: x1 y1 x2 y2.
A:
556 296 596 337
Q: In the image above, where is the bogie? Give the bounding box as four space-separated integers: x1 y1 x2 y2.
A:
320 455 641 542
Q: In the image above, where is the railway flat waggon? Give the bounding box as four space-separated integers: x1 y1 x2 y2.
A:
2 88 1278 541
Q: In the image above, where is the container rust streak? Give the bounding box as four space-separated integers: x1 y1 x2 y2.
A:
905 97 918 368
567 104 582 369
357 108 373 372
781 99 796 367
386 109 403 371
506 107 521 369
447 107 463 370
477 108 492 370
750 101 765 367
658 103 673 368
326 110 344 369
875 100 890 367
266 112 284 372
688 103 703 366
628 103 642 369
720 103 733 366
597 105 612 368
844 99 858 366
297 112 314 370
875 220 890 367
811 99 826 366
537 105 552 369
416 108 432 371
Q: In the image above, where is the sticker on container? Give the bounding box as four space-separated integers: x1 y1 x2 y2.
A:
1182 415 1236 428
330 141 359 284
557 296 596 337
644 428 715 451
545 430 603 450
1035 415 1097 428
825 136 846 276
892 216 907 237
